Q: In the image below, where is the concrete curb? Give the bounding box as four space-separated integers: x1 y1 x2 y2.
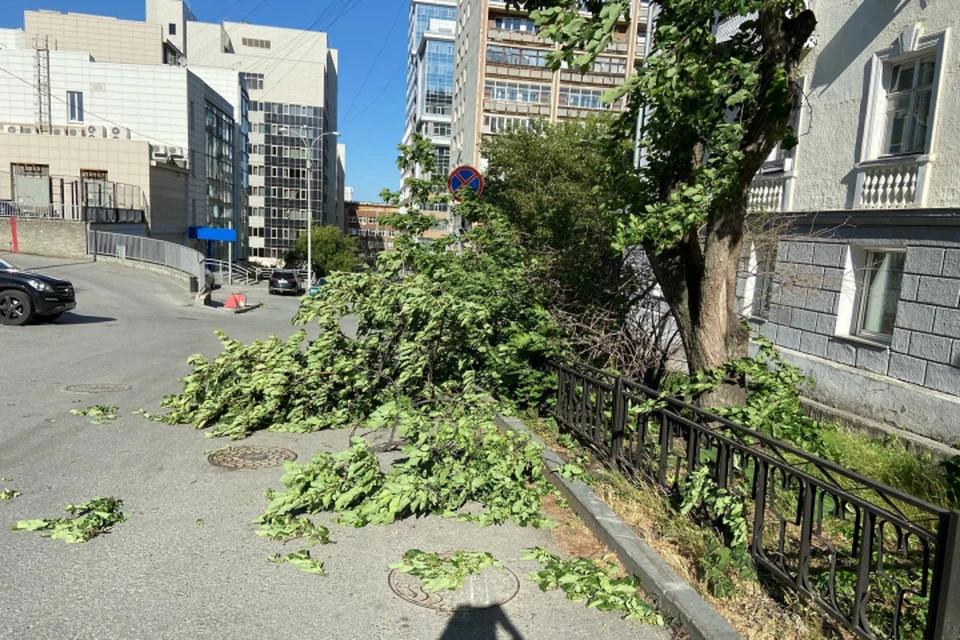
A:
494 413 743 640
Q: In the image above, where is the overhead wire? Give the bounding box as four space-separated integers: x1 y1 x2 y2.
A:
0 65 185 148
339 58 406 130
339 0 407 122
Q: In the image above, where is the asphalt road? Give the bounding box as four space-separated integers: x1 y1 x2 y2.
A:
0 254 672 640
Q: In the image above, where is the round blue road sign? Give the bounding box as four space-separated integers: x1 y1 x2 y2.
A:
448 165 484 201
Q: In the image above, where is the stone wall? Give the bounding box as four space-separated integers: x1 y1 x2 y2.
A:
746 211 960 444
0 218 89 259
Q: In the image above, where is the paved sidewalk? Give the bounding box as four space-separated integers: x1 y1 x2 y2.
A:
0 255 672 640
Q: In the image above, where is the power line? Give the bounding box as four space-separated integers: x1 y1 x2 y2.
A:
254 0 367 103
340 0 406 122
0 65 183 148
339 58 406 130
187 0 275 66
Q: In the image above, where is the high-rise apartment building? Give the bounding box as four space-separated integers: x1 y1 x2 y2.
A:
403 1 457 239
451 0 648 169
185 7 340 266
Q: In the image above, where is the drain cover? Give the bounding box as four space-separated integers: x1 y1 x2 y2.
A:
388 564 520 612
64 384 132 394
208 445 298 470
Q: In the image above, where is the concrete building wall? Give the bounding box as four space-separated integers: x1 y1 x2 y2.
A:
792 1 959 211
149 164 189 243
0 132 151 202
452 0 484 169
24 10 162 65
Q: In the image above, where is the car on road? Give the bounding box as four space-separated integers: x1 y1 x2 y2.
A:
308 277 327 297
0 257 76 325
268 270 303 295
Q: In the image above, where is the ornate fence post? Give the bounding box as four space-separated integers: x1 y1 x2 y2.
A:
928 510 960 640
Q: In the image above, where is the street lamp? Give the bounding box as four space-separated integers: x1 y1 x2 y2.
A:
279 127 340 283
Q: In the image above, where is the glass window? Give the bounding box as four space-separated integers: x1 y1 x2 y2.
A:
884 55 936 155
67 91 84 122
856 250 905 340
169 23 177 35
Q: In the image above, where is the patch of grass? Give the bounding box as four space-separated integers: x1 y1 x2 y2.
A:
820 426 957 510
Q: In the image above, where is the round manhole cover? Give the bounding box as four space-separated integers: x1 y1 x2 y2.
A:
64 384 132 394
207 446 298 470
388 564 520 612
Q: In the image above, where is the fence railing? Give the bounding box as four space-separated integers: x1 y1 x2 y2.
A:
88 230 205 287
0 201 144 224
549 363 960 640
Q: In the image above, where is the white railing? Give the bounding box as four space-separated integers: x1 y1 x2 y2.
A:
88 230 205 286
857 160 921 209
748 175 787 213
0 202 84 221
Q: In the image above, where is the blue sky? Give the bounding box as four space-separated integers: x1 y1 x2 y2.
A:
0 0 408 202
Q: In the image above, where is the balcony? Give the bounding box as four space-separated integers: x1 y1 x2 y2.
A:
855 155 929 209
485 63 553 82
483 100 551 117
748 174 788 213
487 28 542 46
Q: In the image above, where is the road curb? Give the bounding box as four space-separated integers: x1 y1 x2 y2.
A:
494 413 743 640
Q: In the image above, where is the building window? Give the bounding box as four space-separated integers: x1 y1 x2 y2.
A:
242 37 272 49
744 244 777 319
493 16 537 32
482 115 533 134
483 80 551 104
67 91 84 123
486 45 550 68
169 23 177 35
883 56 936 155
856 250 905 340
558 86 618 110
240 72 264 91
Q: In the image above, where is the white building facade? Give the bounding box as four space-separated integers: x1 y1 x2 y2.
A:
739 0 960 445
186 13 340 266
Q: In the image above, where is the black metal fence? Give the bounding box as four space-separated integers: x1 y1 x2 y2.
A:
549 363 960 640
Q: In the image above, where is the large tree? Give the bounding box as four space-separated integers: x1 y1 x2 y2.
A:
513 0 816 404
285 225 358 278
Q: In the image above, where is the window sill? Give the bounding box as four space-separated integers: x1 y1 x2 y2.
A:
857 153 930 169
832 334 891 350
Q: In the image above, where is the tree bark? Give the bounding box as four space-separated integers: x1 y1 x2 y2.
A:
643 7 817 409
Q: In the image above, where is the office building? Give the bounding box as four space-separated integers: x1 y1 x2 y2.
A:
403 0 456 238
346 200 399 263
451 0 648 170
0 10 245 253
186 9 340 266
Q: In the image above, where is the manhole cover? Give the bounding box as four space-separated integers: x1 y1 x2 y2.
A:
207 446 298 470
64 384 132 394
388 563 520 612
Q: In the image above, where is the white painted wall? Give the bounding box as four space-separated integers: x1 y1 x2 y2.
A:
793 0 959 210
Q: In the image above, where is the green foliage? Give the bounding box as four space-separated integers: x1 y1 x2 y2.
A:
1 489 20 501
11 497 127 543
285 225 358 279
679 466 749 550
698 542 756 599
483 117 637 312
268 549 325 575
522 547 663 623
944 456 960 506
70 405 119 425
389 550 501 592
258 406 552 529
255 514 331 546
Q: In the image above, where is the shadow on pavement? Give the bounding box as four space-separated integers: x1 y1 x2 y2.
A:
437 606 525 640
53 313 117 325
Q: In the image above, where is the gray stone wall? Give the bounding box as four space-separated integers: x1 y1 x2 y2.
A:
757 237 960 400
0 218 89 260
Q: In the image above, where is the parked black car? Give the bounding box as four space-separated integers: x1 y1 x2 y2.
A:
0 257 76 325
268 270 303 295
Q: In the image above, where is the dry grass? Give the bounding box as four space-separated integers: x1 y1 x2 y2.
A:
529 419 852 640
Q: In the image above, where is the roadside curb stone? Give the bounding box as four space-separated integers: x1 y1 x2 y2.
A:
494 413 743 640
